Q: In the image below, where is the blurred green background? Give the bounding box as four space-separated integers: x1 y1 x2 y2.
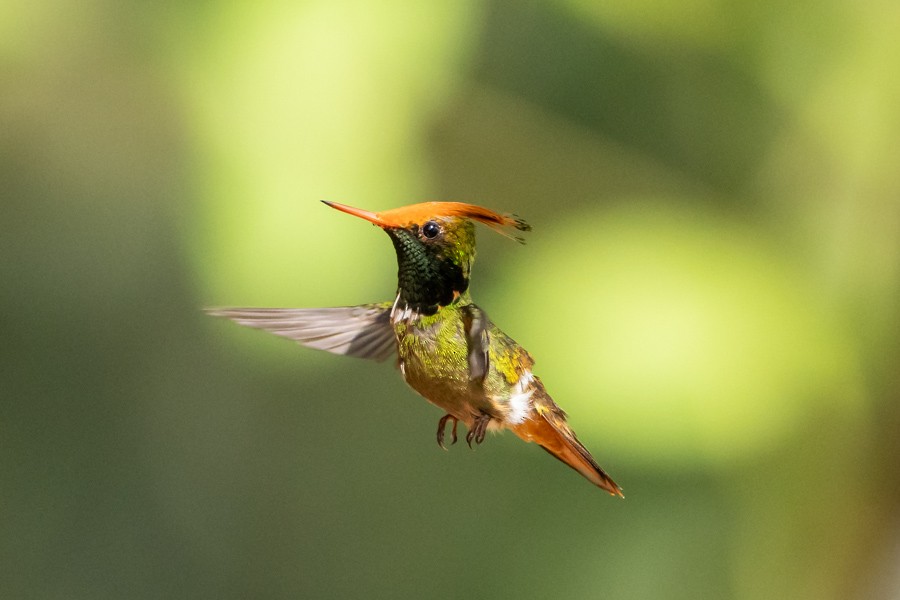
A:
2 1 899 598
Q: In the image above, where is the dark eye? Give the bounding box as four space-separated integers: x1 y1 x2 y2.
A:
422 220 441 239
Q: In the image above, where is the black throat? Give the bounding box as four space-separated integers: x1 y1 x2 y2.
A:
387 228 468 316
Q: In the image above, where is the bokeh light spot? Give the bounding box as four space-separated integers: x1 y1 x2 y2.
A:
501 202 863 466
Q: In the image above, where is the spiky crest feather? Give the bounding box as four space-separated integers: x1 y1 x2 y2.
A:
323 201 532 243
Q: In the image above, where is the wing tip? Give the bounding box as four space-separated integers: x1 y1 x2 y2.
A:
512 405 623 497
599 476 624 498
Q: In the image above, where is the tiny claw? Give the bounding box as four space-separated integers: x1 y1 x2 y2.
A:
436 414 459 450
465 413 491 449
475 423 487 445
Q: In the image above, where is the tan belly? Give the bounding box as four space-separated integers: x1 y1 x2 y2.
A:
394 308 508 426
397 341 503 427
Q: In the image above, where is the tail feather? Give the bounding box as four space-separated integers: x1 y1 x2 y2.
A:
511 391 622 497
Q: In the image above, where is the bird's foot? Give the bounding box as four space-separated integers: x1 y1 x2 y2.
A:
466 413 491 448
436 414 459 450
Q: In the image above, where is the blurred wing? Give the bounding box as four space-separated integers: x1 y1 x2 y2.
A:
206 304 396 361
461 304 490 385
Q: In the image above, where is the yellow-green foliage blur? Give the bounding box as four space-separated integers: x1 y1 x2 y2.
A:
2 1 899 599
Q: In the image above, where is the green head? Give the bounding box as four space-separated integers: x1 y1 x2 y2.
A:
322 201 531 315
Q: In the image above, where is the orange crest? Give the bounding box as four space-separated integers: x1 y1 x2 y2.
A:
323 201 531 243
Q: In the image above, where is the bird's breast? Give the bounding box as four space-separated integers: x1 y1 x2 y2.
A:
394 313 496 422
393 310 536 427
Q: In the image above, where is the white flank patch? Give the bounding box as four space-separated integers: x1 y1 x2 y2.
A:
507 370 535 425
390 295 420 326
389 293 406 325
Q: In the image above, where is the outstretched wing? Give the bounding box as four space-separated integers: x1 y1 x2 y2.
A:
205 303 396 361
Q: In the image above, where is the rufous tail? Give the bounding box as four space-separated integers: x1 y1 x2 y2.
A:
511 392 623 497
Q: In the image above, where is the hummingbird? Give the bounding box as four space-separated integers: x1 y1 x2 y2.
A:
207 201 622 496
